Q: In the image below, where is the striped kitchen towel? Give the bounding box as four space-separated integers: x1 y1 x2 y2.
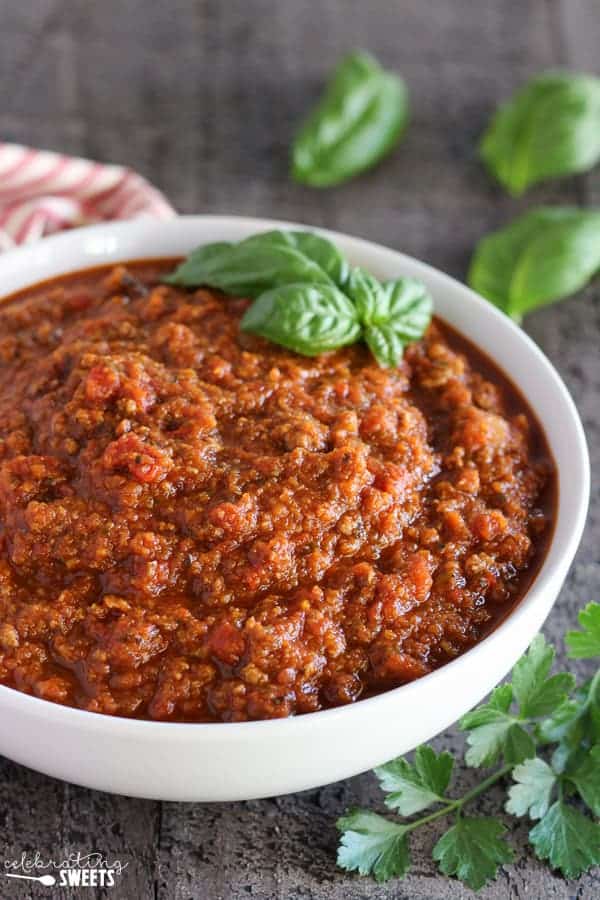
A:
0 142 175 252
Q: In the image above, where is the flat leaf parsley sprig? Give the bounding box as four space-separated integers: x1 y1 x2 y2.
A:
337 603 600 891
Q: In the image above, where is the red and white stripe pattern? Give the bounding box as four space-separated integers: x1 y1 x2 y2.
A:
0 142 175 251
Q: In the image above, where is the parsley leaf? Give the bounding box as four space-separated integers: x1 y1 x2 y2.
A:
512 634 575 718
512 634 556 704
505 757 557 819
432 817 514 891
487 682 514 712
538 694 587 745
461 684 535 767
539 680 600 772
566 603 600 659
460 637 572 768
336 809 410 882
502 725 538 765
463 716 535 768
529 801 600 879
460 707 512 767
567 744 600 816
376 745 453 815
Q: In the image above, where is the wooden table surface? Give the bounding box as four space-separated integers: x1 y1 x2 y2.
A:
1 2 599 898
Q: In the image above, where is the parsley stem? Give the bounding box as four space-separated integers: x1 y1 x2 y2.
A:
457 764 514 809
404 764 514 834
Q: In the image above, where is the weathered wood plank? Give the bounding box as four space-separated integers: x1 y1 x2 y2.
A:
527 0 600 646
0 758 159 899
557 0 600 209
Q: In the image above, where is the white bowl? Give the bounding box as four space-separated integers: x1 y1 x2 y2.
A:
0 216 589 801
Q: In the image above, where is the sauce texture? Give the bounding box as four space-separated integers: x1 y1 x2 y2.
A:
0 262 555 721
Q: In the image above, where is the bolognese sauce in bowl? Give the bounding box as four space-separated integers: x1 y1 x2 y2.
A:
0 217 588 800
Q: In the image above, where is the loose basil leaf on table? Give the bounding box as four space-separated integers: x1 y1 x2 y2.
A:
480 71 600 195
292 51 409 187
165 230 338 296
347 269 433 366
241 282 362 355
243 229 351 287
468 206 600 322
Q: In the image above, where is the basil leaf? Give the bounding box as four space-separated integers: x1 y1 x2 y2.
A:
292 51 408 187
346 267 381 320
242 230 350 287
348 270 432 366
468 206 600 322
241 283 361 356
165 241 234 286
165 236 334 297
481 72 600 195
380 279 434 341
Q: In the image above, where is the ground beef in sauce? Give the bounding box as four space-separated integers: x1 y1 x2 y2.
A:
0 262 553 722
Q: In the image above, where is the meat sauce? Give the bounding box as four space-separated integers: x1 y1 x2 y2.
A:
0 261 555 722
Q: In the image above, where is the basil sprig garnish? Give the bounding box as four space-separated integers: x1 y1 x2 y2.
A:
481 72 600 196
167 229 432 366
468 206 600 321
291 51 409 188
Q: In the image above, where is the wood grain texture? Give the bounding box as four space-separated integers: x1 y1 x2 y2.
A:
0 1 599 898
